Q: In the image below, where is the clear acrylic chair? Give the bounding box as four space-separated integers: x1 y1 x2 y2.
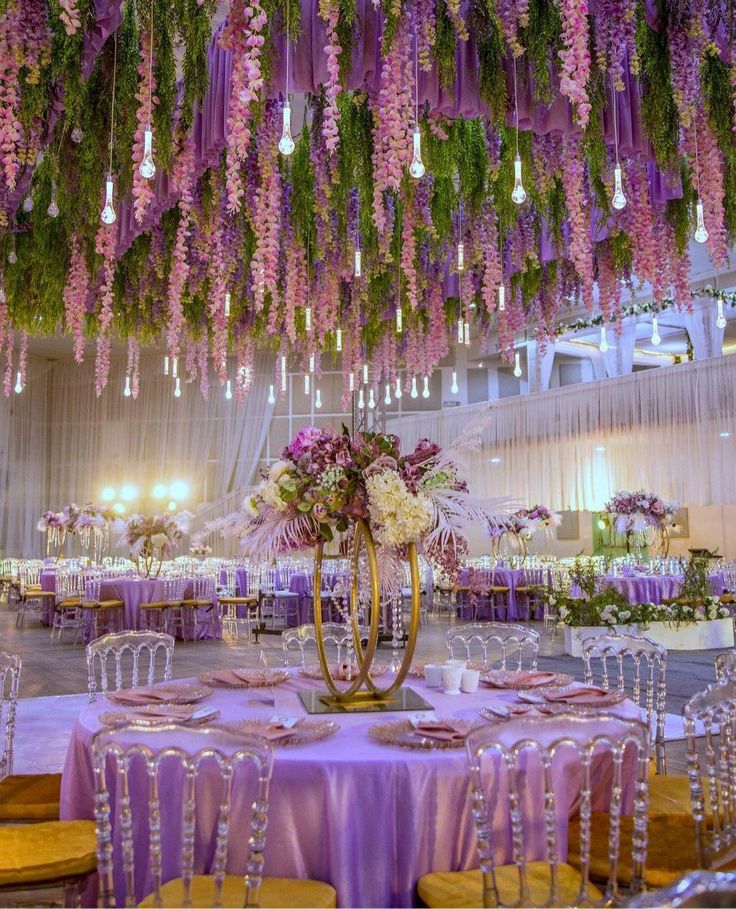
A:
162 577 194 638
219 567 261 641
16 564 55 629
86 631 175 704
417 711 650 907
50 569 83 643
259 566 299 630
627 870 736 907
446 622 539 669
582 632 667 774
91 724 336 908
282 622 369 667
715 649 736 680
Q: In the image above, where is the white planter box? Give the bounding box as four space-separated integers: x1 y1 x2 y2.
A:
564 618 734 657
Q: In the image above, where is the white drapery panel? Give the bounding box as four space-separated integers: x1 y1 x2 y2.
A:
681 299 725 360
387 356 736 511
1 353 275 555
602 316 637 378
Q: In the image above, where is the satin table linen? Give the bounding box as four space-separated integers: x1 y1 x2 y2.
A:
457 567 551 621
594 572 725 605
41 571 221 642
60 673 639 907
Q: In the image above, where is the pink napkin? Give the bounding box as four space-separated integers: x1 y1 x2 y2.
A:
249 722 299 742
210 669 258 686
414 721 467 743
509 671 559 687
109 688 179 705
122 707 195 723
507 705 557 717
545 686 610 705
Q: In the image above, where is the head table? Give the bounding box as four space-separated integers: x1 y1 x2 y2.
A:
60 673 639 908
572 571 726 605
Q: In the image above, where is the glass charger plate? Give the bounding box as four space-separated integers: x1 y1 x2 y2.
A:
480 703 569 722
197 670 290 689
368 718 480 750
299 662 390 681
106 683 212 706
407 660 489 679
479 670 574 691
218 717 339 747
539 686 628 707
98 704 221 727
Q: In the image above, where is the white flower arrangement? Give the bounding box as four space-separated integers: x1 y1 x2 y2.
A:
365 471 433 548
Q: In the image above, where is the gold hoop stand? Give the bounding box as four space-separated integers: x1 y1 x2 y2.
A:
299 517 432 713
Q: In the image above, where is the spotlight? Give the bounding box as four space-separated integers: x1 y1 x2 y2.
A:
100 487 116 501
167 500 177 511
169 480 189 500
152 483 167 499
112 502 125 515
119 485 138 502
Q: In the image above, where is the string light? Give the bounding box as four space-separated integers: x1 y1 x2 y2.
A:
599 325 609 353
139 2 156 179
409 28 425 179
171 356 178 379
368 387 376 409
357 387 365 409
422 375 430 398
451 370 459 394
280 354 287 392
354 248 362 277
349 371 355 392
396 306 403 334
309 351 315 373
457 318 464 344
225 379 233 400
304 373 310 394
716 298 727 329
457 241 464 272
463 320 470 346
101 30 119 224
224 292 231 318
278 0 295 155
384 383 391 405
14 370 22 394
651 315 661 346
511 56 527 205
268 384 275 404
173 376 181 397
305 306 312 332
336 327 342 352
610 78 626 210
410 375 418 399
513 350 522 378
123 375 132 397
693 118 708 243
315 387 322 409
164 355 169 375
394 375 402 398
362 362 369 384
47 180 59 218
498 285 505 312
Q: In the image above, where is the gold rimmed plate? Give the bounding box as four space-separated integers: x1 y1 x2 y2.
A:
98 704 221 728
480 670 574 691
197 669 290 689
368 717 480 750
106 682 212 706
540 685 628 707
218 716 339 747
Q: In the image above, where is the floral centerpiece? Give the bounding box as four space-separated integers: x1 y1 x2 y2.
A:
119 512 192 577
189 534 212 558
516 505 561 534
604 490 678 556
36 510 68 557
38 502 115 560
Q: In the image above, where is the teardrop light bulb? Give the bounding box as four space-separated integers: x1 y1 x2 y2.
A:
225 379 233 400
513 351 522 378
354 248 362 277
651 315 661 346
464 321 470 346
599 325 609 353
100 178 116 224
14 371 22 394
47 181 59 218
422 375 430 399
511 154 527 205
305 306 312 332
172 356 178 379
164 355 169 376
384 383 391 405
368 387 376 409
611 163 626 210
410 376 418 399
278 101 295 156
280 355 287 392
336 327 342 352
457 318 464 344
498 285 505 312
22 195 33 213
139 127 156 179
268 384 275 404
409 128 425 179
304 374 310 395
396 306 403 334
0 284 5 304
224 292 231 318
174 376 182 398
309 352 315 373
457 242 464 272
362 363 369 384
716 298 727 329
123 375 132 397
349 371 355 392
315 387 322 409
71 126 83 144
394 375 402 399
451 370 459 394
694 199 708 243
358 387 365 409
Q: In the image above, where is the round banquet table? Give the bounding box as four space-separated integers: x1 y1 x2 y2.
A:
573 572 726 605
60 673 639 907
456 567 552 621
40 571 221 642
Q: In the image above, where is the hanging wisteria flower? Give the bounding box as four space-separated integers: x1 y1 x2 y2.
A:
496 0 529 57
0 3 22 194
318 0 341 154
561 136 594 309
62 235 89 364
558 0 592 127
127 336 140 399
131 30 157 224
166 134 196 360
250 103 282 313
58 0 81 34
94 222 117 396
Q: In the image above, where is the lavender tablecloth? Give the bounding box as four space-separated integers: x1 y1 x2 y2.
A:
457 568 552 621
60 673 639 907
40 572 221 642
578 573 726 605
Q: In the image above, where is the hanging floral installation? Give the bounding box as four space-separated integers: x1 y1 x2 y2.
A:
0 0 735 399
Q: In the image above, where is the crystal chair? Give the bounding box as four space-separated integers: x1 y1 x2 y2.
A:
138 577 184 633
259 565 299 630
78 574 125 645
282 622 369 668
161 577 194 638
582 632 668 774
86 631 175 704
49 569 83 643
219 566 261 641
92 725 336 908
627 871 736 907
417 711 651 907
715 649 736 680
446 622 539 669
15 565 55 629
182 573 218 638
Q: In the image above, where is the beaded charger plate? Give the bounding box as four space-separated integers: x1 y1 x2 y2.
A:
368 718 481 751
106 683 212 706
98 704 221 728
480 703 569 722
299 662 390 681
219 717 339 747
197 669 290 689
480 670 574 691
538 686 628 707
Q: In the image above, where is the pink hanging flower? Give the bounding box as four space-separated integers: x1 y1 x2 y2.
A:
667 0 703 130
692 110 727 269
220 0 267 212
94 222 117 396
401 195 418 310
480 202 502 315
284 233 307 344
592 0 638 89
58 0 81 35
132 30 157 225
625 161 657 289
126 336 140 398
319 0 341 154
250 104 282 314
0 2 23 194
62 235 90 364
596 245 621 326
3 330 12 397
166 134 196 359
557 0 592 127
415 0 436 71
207 216 230 386
561 136 594 309
18 328 26 386
197 334 209 400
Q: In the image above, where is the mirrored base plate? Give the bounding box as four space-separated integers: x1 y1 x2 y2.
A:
298 686 434 715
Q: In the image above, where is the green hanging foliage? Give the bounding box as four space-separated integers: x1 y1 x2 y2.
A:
174 0 215 131
701 47 736 242
152 0 177 171
635 1 680 170
522 0 562 105
472 0 508 125
434 0 457 92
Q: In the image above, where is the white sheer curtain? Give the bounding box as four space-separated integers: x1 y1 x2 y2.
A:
681 299 725 360
387 356 736 510
602 315 637 378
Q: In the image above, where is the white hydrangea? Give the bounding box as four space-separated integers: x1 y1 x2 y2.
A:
366 471 432 547
258 479 288 512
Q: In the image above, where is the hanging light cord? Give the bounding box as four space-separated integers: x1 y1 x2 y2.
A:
285 0 290 100
108 29 118 178
611 77 619 166
147 0 154 128
513 55 520 157
693 116 702 197
414 27 419 129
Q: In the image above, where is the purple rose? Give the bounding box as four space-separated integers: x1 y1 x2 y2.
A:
403 438 440 468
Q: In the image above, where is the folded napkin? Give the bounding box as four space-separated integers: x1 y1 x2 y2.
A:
545 686 609 705
249 721 300 742
413 721 467 743
211 669 262 686
507 705 556 717
122 707 196 723
510 671 558 687
110 688 180 705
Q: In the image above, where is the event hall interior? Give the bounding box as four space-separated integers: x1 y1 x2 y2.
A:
1 0 736 905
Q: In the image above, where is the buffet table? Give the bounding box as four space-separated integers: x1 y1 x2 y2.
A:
60 673 638 907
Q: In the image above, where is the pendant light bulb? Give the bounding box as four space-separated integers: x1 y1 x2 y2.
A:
394 375 402 398
409 128 425 179
358 387 365 409
599 325 609 353
309 352 315 374
396 306 403 334
278 101 295 156
422 375 430 399
139 127 156 179
171 356 178 379
336 327 342 352
0 284 5 305
7 239 16 265
47 181 59 218
611 163 626 210
315 387 322 409
268 384 275 404
457 318 464 344
354 248 362 278
410 375 418 399
716 298 727 329
13 371 22 394
457 242 464 272
451 370 459 394
511 154 527 205
362 363 369 384
123 375 131 397
304 373 310 395
224 292 231 318
368 387 376 409
225 379 233 400
164 355 169 376
463 320 470 346
71 126 83 144
173 376 181 398
384 382 391 405
280 355 287 392
513 351 522 378
498 285 505 312
22 194 33 213
305 306 312 333
349 371 355 392
100 177 116 224
651 315 661 346
694 199 709 243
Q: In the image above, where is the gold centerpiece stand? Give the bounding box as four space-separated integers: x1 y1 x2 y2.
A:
298 518 433 714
